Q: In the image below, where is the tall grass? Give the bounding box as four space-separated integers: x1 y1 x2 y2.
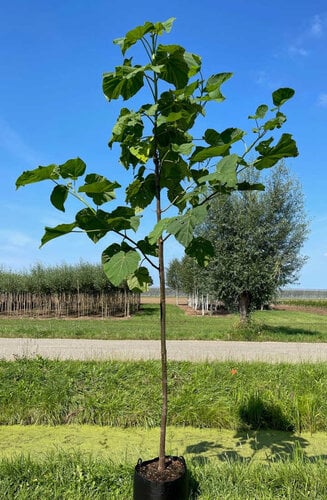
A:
1 358 327 433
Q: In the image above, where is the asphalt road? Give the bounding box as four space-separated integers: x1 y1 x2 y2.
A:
2 338 327 363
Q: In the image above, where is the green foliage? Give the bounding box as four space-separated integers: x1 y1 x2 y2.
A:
168 163 309 316
0 262 117 294
15 17 298 466
16 18 298 290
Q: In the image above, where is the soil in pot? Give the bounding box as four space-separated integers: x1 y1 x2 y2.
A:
133 456 189 500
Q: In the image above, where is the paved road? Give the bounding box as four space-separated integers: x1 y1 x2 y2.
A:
2 338 327 363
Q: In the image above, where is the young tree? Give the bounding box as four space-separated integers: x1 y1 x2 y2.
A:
16 18 298 478
166 258 183 303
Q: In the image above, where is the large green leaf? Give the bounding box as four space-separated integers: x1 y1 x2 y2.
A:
109 108 143 147
50 185 68 212
125 175 156 209
40 223 77 247
157 90 202 132
190 144 231 163
148 218 173 244
103 61 145 101
75 208 109 243
59 158 86 180
105 206 140 232
166 206 208 247
114 18 175 55
171 142 194 155
156 123 192 149
203 127 244 147
248 104 269 120
272 88 295 107
191 128 244 164
137 237 158 257
102 249 140 286
127 266 152 292
199 73 233 102
183 51 201 77
16 165 59 188
75 207 140 242
101 242 131 260
185 237 214 267
254 133 299 170
129 141 152 163
109 108 144 169
198 154 239 188
78 174 120 205
154 44 190 89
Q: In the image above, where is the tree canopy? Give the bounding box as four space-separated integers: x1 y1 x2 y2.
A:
168 162 309 319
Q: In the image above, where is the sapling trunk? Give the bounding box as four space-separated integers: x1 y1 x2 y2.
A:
158 236 168 471
154 144 168 471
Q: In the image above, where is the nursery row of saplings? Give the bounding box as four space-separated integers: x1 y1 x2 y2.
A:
0 262 120 293
0 262 140 317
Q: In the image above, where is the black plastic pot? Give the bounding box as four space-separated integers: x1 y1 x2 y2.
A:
133 456 189 500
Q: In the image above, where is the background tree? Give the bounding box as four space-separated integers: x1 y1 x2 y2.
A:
169 162 308 320
166 258 183 304
16 18 298 477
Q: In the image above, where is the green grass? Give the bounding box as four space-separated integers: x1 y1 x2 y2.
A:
2 302 327 497
1 303 327 341
1 448 327 499
2 358 327 433
1 426 327 498
2 425 327 464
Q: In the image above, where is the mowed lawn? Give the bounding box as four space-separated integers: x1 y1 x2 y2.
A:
0 299 326 341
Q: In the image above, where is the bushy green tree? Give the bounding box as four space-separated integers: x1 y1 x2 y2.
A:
16 18 297 473
169 163 308 319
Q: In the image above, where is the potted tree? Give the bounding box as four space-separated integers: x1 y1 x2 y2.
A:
16 18 298 499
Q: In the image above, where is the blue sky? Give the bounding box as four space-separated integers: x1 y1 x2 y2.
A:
1 0 326 288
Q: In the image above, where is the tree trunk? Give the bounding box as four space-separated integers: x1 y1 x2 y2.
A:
158 236 167 472
239 291 251 321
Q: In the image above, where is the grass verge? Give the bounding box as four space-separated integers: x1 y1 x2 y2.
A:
1 358 327 432
1 447 327 499
0 303 327 341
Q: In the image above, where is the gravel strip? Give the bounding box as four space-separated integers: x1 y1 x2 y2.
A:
1 338 327 363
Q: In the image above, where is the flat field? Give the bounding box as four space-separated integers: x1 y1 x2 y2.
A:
0 299 326 342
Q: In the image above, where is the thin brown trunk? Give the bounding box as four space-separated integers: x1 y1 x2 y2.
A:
154 144 168 472
158 236 167 471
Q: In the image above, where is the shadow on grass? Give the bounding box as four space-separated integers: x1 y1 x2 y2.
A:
264 324 319 337
135 306 159 317
186 431 312 466
238 393 295 432
187 469 201 499
186 396 316 466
